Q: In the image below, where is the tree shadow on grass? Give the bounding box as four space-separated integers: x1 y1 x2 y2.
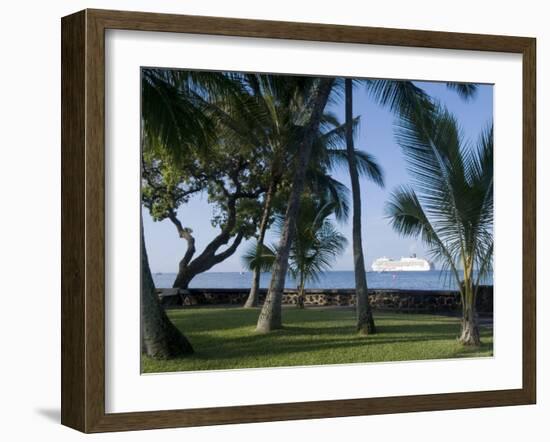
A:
168 308 463 335
187 334 461 361
168 307 264 332
158 308 493 371
152 332 493 373
273 317 466 339
180 327 493 362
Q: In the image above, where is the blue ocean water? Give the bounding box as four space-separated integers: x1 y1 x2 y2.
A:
152 270 492 291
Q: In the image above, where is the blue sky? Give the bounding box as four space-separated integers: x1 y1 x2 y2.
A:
143 79 493 273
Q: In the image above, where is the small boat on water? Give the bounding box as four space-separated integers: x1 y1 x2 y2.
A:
371 254 433 272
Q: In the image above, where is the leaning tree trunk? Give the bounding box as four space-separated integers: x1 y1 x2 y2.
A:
172 266 195 290
345 79 376 335
256 78 335 333
141 222 194 359
244 179 277 308
458 280 481 346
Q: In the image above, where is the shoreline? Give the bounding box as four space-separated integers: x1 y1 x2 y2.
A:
156 286 494 315
152 271 493 292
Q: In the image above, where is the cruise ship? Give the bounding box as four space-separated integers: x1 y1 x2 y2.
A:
371 254 433 272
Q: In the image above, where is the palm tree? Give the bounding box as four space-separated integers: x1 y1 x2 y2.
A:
234 75 366 308
287 198 348 307
385 103 493 346
243 197 347 308
140 69 203 358
256 77 335 332
240 95 381 308
141 218 193 358
206 73 334 308
344 79 384 334
140 68 244 357
237 74 320 308
339 79 476 335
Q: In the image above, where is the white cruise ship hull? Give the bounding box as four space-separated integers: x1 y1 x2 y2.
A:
371 257 433 272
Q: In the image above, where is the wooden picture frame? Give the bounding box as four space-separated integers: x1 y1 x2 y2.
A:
61 8 536 433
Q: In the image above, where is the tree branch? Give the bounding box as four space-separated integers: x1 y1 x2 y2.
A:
213 231 245 264
167 211 196 267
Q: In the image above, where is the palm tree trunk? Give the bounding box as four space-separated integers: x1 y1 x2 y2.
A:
244 179 276 308
245 269 262 308
141 220 194 358
297 273 306 309
256 78 335 333
345 79 376 335
459 273 481 345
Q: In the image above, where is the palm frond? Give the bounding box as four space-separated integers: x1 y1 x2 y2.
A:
395 102 472 248
306 173 350 223
365 79 433 116
386 186 462 284
387 101 493 298
141 68 216 160
326 148 385 187
241 242 276 272
285 196 348 287
445 82 478 101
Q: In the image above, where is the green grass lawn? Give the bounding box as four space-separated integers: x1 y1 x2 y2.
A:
142 307 493 373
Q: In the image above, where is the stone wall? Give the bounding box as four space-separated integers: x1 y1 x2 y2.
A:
157 286 493 315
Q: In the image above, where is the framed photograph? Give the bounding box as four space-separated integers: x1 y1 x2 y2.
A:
61 9 536 433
